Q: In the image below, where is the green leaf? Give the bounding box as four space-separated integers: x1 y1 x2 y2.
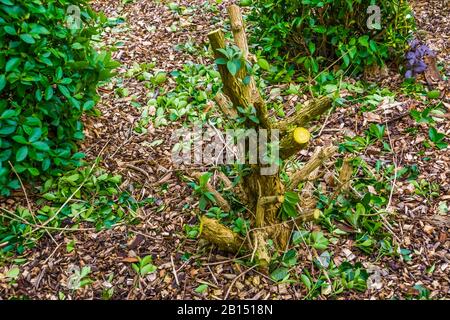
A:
292 230 309 245
45 86 54 101
313 25 327 34
257 58 270 71
271 267 289 282
310 231 329 250
239 0 252 7
12 135 27 144
83 100 95 111
1 109 15 119
204 191 216 203
194 284 208 293
31 141 50 152
56 67 63 80
141 255 153 266
342 52 350 67
29 128 43 142
35 89 42 101
66 240 75 253
140 264 157 276
199 172 212 187
7 179 20 190
25 117 41 127
132 264 140 274
429 127 444 143
284 191 299 204
153 72 167 85
0 126 16 135
4 25 16 35
6 266 20 279
0 0 15 6
58 85 71 98
248 115 260 124
65 174 80 182
199 197 208 211
16 146 28 162
27 167 40 176
5 57 20 72
310 57 319 73
60 78 72 85
30 24 50 35
71 43 84 50
0 75 6 92
19 34 35 44
427 90 440 99
80 266 91 278
227 60 238 76
42 193 57 201
282 249 297 267
167 2 179 11
308 42 316 55
300 274 312 290
358 36 369 47
215 58 227 65
216 48 230 58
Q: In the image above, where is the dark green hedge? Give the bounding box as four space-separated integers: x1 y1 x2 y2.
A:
0 0 118 196
249 0 415 74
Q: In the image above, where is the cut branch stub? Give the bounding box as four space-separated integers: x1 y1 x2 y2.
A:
289 145 338 189
293 127 311 144
276 96 333 133
227 5 249 59
338 157 353 192
252 230 270 268
199 216 243 252
279 127 310 159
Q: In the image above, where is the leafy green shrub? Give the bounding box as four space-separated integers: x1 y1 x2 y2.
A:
0 0 118 195
142 63 221 129
249 0 415 74
0 164 150 255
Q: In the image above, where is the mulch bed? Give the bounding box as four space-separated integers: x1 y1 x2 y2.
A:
0 0 448 300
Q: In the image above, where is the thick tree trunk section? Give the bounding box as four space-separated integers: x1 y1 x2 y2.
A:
198 5 335 269
214 92 238 119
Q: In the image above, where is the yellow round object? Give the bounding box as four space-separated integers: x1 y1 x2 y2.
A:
293 127 310 144
313 209 322 220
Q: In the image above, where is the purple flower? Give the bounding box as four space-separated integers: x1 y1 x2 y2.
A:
408 39 419 49
413 60 427 73
404 39 435 79
405 70 413 79
406 52 415 60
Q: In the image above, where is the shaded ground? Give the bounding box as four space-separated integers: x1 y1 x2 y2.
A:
0 0 449 299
